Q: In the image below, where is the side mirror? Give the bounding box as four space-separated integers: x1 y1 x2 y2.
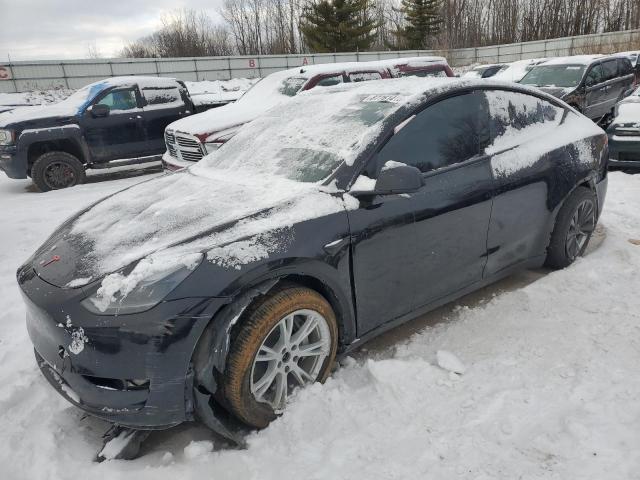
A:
375 162 424 194
90 104 110 118
351 162 424 198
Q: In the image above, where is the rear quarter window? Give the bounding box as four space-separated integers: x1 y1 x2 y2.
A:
619 58 634 76
486 90 565 154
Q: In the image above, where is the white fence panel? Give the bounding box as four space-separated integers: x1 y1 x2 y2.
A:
1 29 638 93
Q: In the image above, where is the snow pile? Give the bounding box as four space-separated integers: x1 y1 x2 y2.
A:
0 170 640 478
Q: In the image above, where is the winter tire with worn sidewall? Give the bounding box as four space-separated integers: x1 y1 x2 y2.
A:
31 151 86 192
223 286 338 428
545 186 597 269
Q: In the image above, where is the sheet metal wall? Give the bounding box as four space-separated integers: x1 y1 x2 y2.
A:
1 29 638 93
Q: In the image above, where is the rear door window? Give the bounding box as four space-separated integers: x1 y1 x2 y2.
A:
485 90 565 154
349 71 383 82
369 91 489 175
142 86 183 109
601 60 619 81
400 68 447 78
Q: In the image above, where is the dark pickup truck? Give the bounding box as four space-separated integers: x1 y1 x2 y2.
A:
0 76 210 191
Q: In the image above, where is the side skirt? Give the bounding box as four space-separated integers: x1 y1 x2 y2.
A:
339 255 546 357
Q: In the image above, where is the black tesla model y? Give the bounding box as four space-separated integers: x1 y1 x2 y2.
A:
18 77 608 450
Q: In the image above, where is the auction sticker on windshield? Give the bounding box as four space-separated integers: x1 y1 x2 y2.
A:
362 94 405 103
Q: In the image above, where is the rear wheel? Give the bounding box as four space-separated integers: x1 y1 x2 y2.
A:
545 187 597 269
31 151 85 192
223 286 338 428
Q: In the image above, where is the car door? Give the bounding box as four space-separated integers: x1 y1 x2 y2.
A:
141 82 190 155
348 90 494 335
81 86 147 162
483 89 568 275
584 63 608 119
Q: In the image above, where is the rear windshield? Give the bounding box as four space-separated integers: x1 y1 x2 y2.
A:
520 64 586 87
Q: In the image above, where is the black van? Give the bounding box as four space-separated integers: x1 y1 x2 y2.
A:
520 55 635 123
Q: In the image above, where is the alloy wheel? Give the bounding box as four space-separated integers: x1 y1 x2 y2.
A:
44 161 76 190
565 199 595 261
250 309 331 411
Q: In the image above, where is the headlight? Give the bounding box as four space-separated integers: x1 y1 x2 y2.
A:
0 129 14 145
204 141 224 154
81 254 203 315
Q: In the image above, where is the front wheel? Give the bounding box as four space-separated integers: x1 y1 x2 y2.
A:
545 187 597 269
31 151 85 192
223 286 338 428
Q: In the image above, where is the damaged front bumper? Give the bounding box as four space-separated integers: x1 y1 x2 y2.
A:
19 266 229 430
0 145 28 179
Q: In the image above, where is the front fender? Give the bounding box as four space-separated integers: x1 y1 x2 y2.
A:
17 124 90 164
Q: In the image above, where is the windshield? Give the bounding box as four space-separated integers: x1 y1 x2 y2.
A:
193 89 409 183
520 64 586 87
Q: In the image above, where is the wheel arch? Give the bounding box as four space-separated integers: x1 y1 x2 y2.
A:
17 126 90 174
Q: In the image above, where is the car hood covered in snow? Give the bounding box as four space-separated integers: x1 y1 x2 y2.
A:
30 169 349 289
0 103 78 128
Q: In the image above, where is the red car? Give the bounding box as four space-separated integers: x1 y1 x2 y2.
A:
163 57 453 171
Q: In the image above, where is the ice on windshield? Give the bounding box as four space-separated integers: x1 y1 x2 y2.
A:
520 65 586 87
193 85 417 183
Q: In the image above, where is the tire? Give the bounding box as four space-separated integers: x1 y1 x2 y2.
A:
31 151 85 192
545 187 597 269
223 286 338 428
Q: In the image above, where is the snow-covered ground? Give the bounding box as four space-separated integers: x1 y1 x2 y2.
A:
0 171 639 480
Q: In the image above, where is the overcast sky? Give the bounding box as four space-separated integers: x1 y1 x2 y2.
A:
0 0 224 61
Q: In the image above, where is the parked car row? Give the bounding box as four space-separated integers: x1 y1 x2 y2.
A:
19 76 609 458
2 51 639 191
162 57 453 171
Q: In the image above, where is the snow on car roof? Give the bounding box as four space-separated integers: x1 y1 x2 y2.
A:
492 58 547 82
96 76 179 88
372 56 448 67
540 55 604 66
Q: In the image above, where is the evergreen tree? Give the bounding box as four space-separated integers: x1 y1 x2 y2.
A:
394 0 442 50
301 0 377 53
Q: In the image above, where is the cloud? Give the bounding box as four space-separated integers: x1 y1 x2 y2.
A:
0 0 224 61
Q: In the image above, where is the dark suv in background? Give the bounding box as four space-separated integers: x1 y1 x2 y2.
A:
520 55 635 123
